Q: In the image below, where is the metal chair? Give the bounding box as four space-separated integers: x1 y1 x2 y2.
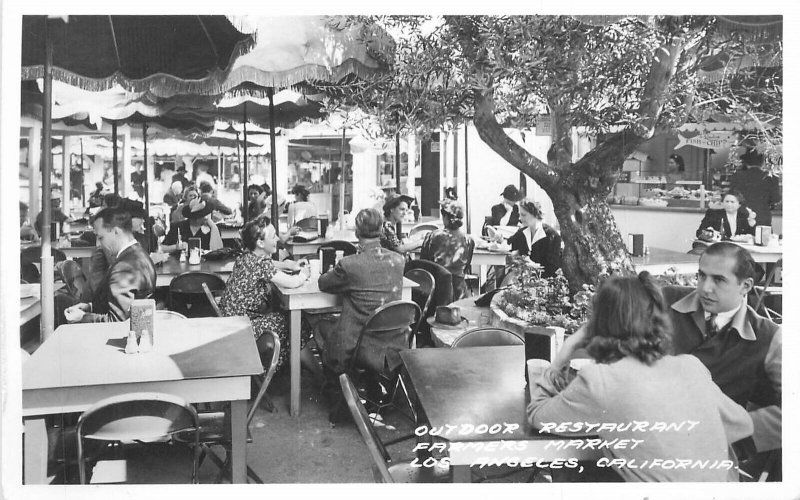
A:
200 282 223 317
346 300 420 430
404 260 452 347
155 310 187 320
408 223 440 238
76 392 200 484
752 259 782 323
450 327 523 348
179 330 281 484
318 240 358 257
168 271 226 318
404 268 435 347
20 246 67 284
339 373 450 483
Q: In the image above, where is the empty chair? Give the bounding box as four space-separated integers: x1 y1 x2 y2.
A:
178 330 281 483
169 271 226 318
318 240 358 257
404 259 452 346
76 392 200 484
408 223 440 238
404 268 435 347
339 373 450 483
450 327 523 348
154 310 187 320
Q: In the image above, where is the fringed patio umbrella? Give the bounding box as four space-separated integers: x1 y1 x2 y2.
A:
21 15 253 342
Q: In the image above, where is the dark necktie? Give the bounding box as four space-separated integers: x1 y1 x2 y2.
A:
706 314 718 337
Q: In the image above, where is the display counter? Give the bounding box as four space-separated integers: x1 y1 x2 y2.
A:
610 204 782 254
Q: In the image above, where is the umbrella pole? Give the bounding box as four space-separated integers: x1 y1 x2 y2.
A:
236 131 244 221
244 104 250 222
112 121 119 195
395 131 401 235
80 138 85 206
340 127 346 220
40 18 55 342
464 122 470 231
267 88 279 232
143 122 151 252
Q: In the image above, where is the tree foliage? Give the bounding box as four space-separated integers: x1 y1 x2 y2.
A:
319 15 782 287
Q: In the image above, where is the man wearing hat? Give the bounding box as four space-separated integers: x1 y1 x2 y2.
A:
172 164 191 190
487 184 523 227
729 149 781 226
160 198 223 252
381 193 423 254
34 190 71 237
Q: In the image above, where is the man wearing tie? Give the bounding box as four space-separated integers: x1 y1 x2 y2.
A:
662 242 781 479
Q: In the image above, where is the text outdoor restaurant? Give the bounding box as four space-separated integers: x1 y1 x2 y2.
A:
10 12 789 490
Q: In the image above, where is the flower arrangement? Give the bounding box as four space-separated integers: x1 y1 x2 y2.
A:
498 256 595 334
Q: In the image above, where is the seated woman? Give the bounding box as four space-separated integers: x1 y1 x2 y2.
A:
420 199 474 300
246 184 267 221
697 190 756 242
287 184 318 226
527 272 753 482
160 198 223 253
171 185 199 224
380 193 424 255
218 218 317 372
507 199 561 277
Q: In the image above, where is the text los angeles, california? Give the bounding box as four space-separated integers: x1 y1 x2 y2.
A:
408 420 736 472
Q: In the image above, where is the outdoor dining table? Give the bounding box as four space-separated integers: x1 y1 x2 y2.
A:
399 345 601 483
630 247 699 275
22 241 95 260
273 276 418 417
21 316 263 484
409 244 510 288
154 254 237 287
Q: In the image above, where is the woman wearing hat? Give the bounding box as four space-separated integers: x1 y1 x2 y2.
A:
287 184 318 226
160 198 223 253
420 199 475 300
380 193 423 255
487 184 523 227
507 199 562 278
171 185 199 224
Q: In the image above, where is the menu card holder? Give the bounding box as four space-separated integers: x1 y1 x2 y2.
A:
130 299 155 343
755 226 772 246
319 247 336 274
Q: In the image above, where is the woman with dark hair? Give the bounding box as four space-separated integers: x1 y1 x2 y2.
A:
219 217 318 372
420 199 474 300
527 272 753 482
506 199 561 277
380 193 423 255
287 184 317 226
697 189 757 242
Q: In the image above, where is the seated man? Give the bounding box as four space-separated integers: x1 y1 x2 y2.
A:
35 191 70 237
65 207 157 323
314 208 406 377
662 242 781 476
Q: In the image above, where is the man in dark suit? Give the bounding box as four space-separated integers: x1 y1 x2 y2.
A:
487 184 523 227
662 242 781 477
64 207 156 323
315 207 406 376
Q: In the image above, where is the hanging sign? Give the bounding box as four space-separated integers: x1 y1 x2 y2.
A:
675 131 736 150
535 115 551 136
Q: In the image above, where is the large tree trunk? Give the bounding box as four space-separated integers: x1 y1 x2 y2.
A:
474 91 648 289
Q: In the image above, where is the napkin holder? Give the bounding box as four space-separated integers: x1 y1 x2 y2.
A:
320 247 336 274
755 226 772 246
434 305 462 326
130 299 155 343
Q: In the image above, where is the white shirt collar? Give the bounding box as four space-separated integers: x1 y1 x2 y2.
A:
523 224 546 247
726 211 737 233
116 238 138 259
704 298 744 329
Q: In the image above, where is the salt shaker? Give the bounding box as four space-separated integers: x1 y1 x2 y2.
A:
139 329 153 353
125 330 139 354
